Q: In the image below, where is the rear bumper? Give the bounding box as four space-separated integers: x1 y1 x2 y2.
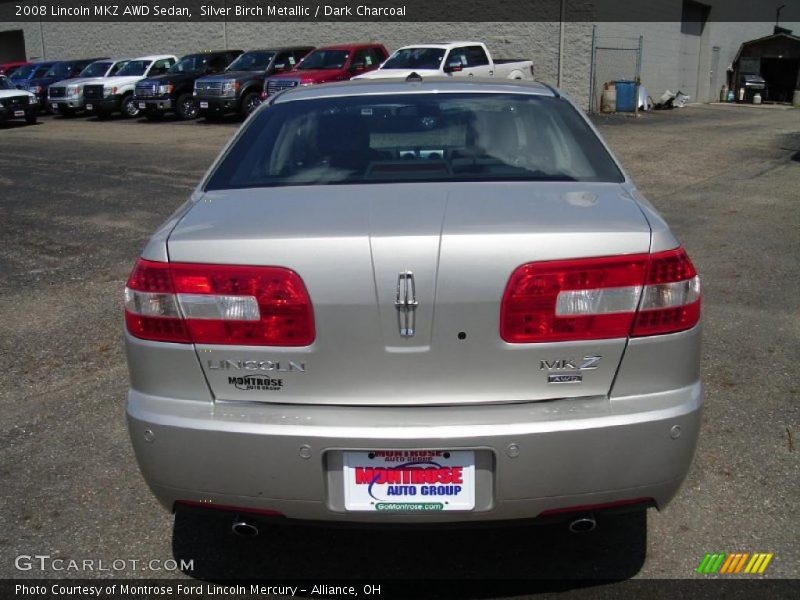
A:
127 380 702 523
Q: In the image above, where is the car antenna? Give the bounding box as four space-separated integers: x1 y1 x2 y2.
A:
406 72 423 83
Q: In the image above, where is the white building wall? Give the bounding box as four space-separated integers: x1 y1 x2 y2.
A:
0 20 594 108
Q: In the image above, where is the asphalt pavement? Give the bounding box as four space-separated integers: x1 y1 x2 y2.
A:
0 104 797 592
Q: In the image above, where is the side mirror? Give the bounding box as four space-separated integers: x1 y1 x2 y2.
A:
350 61 366 72
443 60 463 74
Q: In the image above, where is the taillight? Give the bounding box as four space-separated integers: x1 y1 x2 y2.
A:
124 259 315 346
631 247 700 336
501 248 700 343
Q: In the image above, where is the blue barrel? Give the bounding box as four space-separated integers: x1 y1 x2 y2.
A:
615 80 637 112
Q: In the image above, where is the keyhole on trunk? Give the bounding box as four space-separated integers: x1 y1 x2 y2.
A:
457 332 467 340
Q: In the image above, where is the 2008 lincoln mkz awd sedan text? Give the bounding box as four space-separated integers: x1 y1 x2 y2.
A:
124 78 702 531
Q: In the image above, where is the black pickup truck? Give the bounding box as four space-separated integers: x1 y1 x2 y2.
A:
134 50 242 120
194 46 313 120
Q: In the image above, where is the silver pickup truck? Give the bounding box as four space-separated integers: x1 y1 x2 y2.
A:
125 78 701 534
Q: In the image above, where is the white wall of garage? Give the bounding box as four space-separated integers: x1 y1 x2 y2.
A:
2 0 799 109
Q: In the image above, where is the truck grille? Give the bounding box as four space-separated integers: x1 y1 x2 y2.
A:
266 79 299 96
84 85 104 100
49 86 66 98
0 95 30 109
135 82 158 98
195 81 224 96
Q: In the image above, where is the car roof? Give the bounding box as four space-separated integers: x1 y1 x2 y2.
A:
272 77 557 103
246 46 314 53
183 50 243 57
312 43 385 51
130 54 177 62
397 42 484 50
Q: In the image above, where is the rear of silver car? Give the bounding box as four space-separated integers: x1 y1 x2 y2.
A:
125 80 701 525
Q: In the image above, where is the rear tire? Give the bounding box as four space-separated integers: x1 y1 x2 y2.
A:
176 93 198 120
121 94 139 118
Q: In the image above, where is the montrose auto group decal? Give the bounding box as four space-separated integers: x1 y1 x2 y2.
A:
344 450 475 511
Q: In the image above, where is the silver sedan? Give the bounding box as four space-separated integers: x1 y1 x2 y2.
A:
124 78 702 532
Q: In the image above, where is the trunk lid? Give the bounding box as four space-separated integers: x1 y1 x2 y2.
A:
167 182 651 406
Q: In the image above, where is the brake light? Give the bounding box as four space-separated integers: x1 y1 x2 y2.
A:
125 259 315 346
501 248 700 343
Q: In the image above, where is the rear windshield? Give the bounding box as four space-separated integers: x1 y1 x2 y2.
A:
44 63 70 79
116 60 149 76
169 55 208 74
298 50 350 70
11 63 38 78
80 61 112 77
206 93 624 190
227 51 275 72
383 48 446 70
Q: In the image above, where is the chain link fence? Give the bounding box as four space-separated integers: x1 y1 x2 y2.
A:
589 29 643 113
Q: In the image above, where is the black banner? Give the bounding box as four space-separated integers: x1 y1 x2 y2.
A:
3 579 800 600
1 0 799 22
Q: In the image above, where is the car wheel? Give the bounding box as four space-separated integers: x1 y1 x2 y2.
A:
176 93 198 120
25 111 37 125
241 92 261 118
121 94 139 118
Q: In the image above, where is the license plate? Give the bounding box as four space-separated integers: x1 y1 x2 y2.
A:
343 450 475 512
14 110 24 117
85 103 93 111
139 102 145 109
199 101 208 109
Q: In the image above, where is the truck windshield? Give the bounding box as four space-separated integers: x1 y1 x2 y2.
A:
44 63 71 79
80 61 113 77
383 48 446 70
206 93 624 190
11 64 39 79
227 51 275 72
169 56 208 74
298 50 350 70
116 60 149 76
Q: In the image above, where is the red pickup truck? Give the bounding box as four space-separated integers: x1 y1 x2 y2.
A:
263 43 388 97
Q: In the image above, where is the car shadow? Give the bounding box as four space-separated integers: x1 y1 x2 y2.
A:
172 508 647 598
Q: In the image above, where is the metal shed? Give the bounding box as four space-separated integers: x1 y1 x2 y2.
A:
732 31 800 102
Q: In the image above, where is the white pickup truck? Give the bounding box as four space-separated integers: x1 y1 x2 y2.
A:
354 42 534 81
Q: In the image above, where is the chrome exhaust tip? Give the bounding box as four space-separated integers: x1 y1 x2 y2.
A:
231 519 259 537
568 514 597 533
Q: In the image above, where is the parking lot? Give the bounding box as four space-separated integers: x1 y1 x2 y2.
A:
1 105 798 588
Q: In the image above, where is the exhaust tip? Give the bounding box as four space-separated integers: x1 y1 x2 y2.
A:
231 520 259 537
568 515 597 533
